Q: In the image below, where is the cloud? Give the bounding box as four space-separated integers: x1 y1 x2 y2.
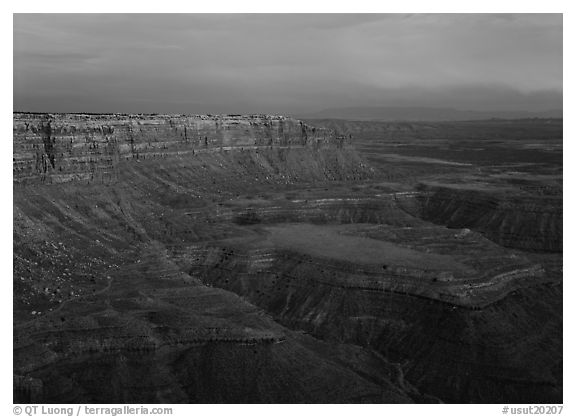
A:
13 13 562 114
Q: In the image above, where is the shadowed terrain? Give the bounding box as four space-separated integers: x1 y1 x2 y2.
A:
13 114 562 403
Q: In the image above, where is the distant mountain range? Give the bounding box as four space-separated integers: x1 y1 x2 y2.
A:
298 106 562 122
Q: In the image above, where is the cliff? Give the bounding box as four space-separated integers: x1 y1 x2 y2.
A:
13 113 353 185
401 184 563 252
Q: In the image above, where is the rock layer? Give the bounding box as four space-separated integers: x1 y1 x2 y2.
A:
13 113 352 185
402 185 563 252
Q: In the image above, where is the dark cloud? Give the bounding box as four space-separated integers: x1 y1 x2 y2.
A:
13 13 562 114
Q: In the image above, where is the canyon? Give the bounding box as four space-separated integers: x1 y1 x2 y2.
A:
13 113 562 403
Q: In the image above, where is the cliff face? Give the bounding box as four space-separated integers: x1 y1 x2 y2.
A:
13 113 351 184
399 185 562 252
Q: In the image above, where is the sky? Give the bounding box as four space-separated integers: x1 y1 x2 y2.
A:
13 13 563 115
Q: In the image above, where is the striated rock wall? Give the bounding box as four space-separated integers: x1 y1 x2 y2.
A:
402 185 563 252
13 113 351 185
177 243 561 403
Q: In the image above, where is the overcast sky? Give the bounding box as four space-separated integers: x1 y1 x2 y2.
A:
13 13 562 115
